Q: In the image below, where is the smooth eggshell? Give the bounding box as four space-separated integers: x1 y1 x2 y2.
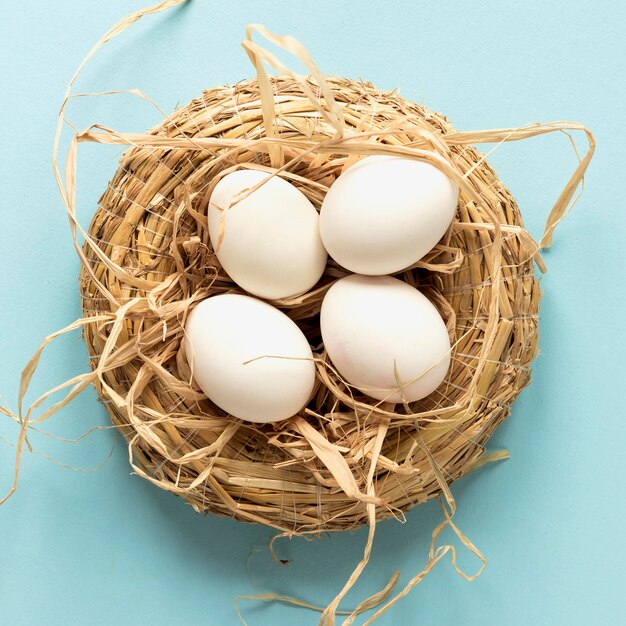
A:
184 294 315 423
208 170 327 300
319 155 458 275
320 274 451 402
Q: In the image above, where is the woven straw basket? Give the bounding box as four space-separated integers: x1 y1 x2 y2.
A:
75 21 592 534
81 71 540 532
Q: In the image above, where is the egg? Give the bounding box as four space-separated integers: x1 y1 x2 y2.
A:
184 294 315 423
208 169 327 300
320 274 451 402
319 155 458 275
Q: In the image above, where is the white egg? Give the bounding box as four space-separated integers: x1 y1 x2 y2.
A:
320 275 451 402
184 294 315 423
208 170 327 300
319 155 458 275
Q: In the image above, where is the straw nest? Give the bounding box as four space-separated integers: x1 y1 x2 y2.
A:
78 73 549 534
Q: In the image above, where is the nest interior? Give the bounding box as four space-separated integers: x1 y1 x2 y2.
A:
80 75 541 533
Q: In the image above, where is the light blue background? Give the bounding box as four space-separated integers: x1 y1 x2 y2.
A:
1 1 624 624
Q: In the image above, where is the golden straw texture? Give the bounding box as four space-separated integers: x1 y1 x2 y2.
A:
75 70 590 533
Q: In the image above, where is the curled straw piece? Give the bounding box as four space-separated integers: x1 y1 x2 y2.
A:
2 0 594 624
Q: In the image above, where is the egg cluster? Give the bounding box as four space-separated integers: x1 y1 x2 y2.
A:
184 156 458 423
